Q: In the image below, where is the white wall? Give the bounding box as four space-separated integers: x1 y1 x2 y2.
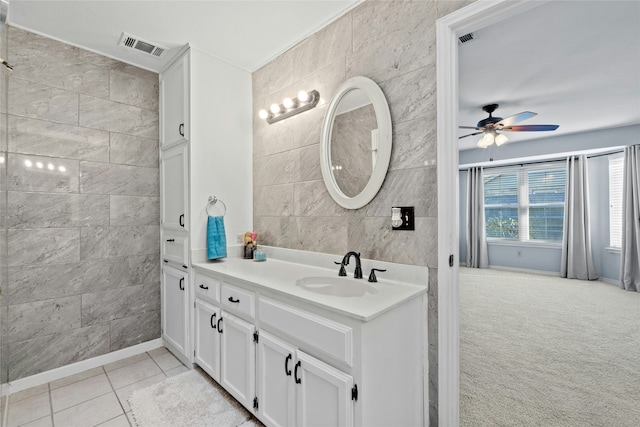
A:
458 124 639 280
189 48 253 253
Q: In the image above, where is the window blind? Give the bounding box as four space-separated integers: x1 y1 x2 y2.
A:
609 155 624 248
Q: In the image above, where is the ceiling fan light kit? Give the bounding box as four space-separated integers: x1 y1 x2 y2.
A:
459 103 559 148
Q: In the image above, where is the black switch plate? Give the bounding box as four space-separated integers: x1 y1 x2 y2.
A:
392 206 415 230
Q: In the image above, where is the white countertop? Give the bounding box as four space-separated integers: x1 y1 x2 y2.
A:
192 248 428 321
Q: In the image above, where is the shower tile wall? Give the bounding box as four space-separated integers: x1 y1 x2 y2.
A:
3 27 160 381
252 1 474 424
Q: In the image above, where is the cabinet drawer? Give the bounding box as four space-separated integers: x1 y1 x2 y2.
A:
194 272 221 303
259 297 353 367
221 283 255 320
162 232 188 265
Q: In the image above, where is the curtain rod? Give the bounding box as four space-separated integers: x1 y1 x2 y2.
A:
459 148 625 171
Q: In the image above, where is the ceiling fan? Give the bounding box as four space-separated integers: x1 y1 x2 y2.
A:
459 104 559 148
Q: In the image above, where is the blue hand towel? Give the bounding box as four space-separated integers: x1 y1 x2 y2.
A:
207 215 227 260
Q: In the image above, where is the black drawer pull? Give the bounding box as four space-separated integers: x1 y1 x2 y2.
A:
163 259 168 263
179 214 184 227
285 354 292 376
179 123 184 136
217 317 223 334
166 239 175 242
210 313 217 330
179 277 184 291
199 284 209 290
228 296 240 304
294 361 301 384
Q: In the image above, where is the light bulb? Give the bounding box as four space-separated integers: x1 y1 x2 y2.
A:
24 160 32 167
283 97 295 109
0 156 5 164
297 90 310 102
270 103 281 114
47 163 54 170
495 133 508 146
59 166 66 172
477 134 492 148
258 109 269 120
36 162 43 168
391 207 403 227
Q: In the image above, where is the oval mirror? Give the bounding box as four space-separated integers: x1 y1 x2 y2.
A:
320 76 392 209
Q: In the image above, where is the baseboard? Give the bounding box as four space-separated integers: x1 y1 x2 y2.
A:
7 338 163 395
599 276 620 286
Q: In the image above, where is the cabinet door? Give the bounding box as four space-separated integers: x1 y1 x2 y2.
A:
162 265 188 357
220 311 255 410
160 53 188 148
160 143 188 231
194 299 221 381
257 331 296 427
295 351 354 427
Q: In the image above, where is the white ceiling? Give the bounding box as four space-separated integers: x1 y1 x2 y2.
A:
7 0 361 72
458 0 640 150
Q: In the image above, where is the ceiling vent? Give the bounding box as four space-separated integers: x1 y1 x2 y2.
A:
458 32 476 45
118 32 167 58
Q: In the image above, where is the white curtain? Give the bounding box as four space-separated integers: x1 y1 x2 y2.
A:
620 145 640 292
561 155 598 280
466 167 488 268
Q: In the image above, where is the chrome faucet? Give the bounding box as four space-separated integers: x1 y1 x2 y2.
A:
337 251 363 279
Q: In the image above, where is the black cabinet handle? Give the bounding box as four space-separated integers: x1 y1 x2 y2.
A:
210 313 217 330
199 284 209 290
228 296 240 304
294 361 301 384
179 277 184 291
179 123 184 136
163 259 168 263
179 214 184 227
166 239 175 242
217 317 223 334
285 354 292 376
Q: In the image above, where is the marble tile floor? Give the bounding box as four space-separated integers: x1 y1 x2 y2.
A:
6 347 188 427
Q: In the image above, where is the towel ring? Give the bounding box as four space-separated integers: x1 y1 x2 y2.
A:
206 196 227 216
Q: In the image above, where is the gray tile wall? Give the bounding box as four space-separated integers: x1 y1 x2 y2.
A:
2 27 160 381
252 2 474 424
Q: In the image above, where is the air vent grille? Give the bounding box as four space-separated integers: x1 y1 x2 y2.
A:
118 32 168 58
458 32 476 45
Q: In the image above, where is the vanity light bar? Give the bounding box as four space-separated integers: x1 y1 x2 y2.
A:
259 90 320 125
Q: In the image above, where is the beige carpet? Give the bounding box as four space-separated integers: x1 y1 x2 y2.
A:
460 267 640 427
129 369 259 427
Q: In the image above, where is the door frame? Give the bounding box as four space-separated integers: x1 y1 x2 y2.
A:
435 1 550 425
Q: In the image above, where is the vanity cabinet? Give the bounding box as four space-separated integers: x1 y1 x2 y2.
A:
192 264 425 427
194 274 256 410
161 265 189 360
194 299 221 380
220 311 256 409
257 331 354 427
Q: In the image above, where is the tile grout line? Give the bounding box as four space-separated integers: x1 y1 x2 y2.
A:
102 364 128 418
48 382 54 427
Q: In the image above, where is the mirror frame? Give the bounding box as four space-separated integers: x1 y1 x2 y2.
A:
320 76 392 209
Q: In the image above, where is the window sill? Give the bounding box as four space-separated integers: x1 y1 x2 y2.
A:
487 240 562 250
606 246 621 254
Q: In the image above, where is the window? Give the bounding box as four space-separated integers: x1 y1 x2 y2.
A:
609 154 624 248
483 163 566 243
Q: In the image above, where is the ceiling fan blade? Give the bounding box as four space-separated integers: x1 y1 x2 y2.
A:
458 131 484 139
495 111 537 127
459 126 481 130
501 124 559 132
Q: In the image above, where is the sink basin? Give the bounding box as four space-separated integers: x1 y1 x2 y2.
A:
295 276 378 297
